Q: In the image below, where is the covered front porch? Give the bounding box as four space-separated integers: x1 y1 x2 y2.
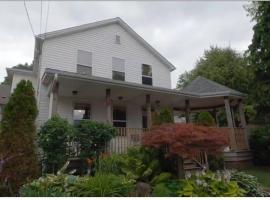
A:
42 68 250 155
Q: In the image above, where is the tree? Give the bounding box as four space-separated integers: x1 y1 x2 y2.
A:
176 46 253 96
142 123 228 157
245 2 270 117
152 107 174 125
1 62 33 85
0 80 39 195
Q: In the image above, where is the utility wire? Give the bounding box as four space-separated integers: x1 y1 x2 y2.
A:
40 0 43 35
23 0 35 37
44 0 50 38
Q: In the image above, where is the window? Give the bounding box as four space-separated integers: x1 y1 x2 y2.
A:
115 35 121 44
112 57 125 81
113 106 127 127
142 64 152 85
73 103 91 124
77 50 92 76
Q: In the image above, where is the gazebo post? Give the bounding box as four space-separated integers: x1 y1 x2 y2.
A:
224 97 237 151
185 99 190 123
238 99 250 149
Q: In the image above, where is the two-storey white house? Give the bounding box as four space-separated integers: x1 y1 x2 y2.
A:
7 18 251 165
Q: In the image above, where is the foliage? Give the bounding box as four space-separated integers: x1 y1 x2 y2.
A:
249 125 270 165
178 170 245 197
38 115 74 173
208 155 224 171
152 107 174 125
176 46 253 95
74 120 116 159
120 146 161 182
195 112 215 127
231 170 267 197
69 173 135 197
94 153 124 175
150 172 172 186
142 123 228 157
245 2 270 114
0 80 39 194
19 174 77 197
152 180 179 197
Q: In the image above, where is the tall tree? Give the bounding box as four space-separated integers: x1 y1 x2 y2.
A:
0 80 39 195
177 46 253 96
245 2 270 116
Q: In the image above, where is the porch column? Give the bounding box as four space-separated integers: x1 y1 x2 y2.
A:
106 89 112 124
224 97 237 150
48 83 59 119
146 94 152 128
212 109 219 127
185 99 190 123
238 99 250 149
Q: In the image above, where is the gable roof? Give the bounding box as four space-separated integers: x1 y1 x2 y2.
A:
181 76 246 98
36 17 176 72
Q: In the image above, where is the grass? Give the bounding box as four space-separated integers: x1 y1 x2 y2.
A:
242 166 270 188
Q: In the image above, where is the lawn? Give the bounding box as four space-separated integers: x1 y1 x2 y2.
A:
243 166 270 189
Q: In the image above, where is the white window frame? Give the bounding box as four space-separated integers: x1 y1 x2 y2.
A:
77 50 92 76
112 57 125 81
141 64 153 85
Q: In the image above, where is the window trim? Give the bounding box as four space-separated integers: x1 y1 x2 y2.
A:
77 50 92 67
77 64 93 76
141 64 153 85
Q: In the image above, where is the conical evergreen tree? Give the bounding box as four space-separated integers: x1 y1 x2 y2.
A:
0 80 39 195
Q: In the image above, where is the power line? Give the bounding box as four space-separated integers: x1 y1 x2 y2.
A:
40 0 43 34
23 0 35 37
44 0 50 38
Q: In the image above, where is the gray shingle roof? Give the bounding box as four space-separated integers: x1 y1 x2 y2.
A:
181 76 246 98
0 84 11 105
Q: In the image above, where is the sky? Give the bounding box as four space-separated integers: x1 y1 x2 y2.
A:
0 1 254 88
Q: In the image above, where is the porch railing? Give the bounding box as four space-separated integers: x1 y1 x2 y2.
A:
107 127 149 154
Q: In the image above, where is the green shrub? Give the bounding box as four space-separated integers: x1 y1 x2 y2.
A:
19 174 78 197
208 155 224 171
249 125 270 165
74 121 116 159
195 111 215 126
152 180 179 197
231 170 267 197
38 115 74 173
121 146 161 182
178 171 245 197
95 154 124 175
152 107 173 125
151 172 172 186
69 173 135 197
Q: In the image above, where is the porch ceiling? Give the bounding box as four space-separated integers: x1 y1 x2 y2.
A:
43 68 242 111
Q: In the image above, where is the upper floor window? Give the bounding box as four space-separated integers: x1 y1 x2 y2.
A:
73 103 91 124
112 57 125 81
115 35 121 44
142 64 152 85
77 50 92 76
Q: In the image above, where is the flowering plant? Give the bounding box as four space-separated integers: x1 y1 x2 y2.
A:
178 170 245 197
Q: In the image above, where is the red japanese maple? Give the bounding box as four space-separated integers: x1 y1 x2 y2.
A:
142 123 229 157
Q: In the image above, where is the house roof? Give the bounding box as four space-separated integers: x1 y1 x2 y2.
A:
36 17 176 72
0 84 11 105
180 76 246 98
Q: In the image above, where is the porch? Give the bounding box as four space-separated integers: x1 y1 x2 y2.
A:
42 68 251 160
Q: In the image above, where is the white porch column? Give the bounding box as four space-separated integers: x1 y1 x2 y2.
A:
146 94 152 128
238 99 250 149
185 99 190 123
224 96 237 150
48 83 58 119
106 88 112 124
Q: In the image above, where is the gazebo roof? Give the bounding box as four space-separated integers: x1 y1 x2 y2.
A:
181 76 246 98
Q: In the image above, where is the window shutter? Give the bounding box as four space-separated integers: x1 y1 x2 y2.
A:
112 57 125 72
77 50 92 67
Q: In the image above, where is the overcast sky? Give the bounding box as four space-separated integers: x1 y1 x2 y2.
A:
0 1 254 87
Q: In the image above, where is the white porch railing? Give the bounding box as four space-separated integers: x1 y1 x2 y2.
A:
107 127 149 154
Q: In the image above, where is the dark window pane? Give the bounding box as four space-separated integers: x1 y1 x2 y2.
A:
142 64 152 76
113 107 126 121
77 65 92 76
113 121 126 128
142 76 153 85
113 71 125 81
73 103 91 122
